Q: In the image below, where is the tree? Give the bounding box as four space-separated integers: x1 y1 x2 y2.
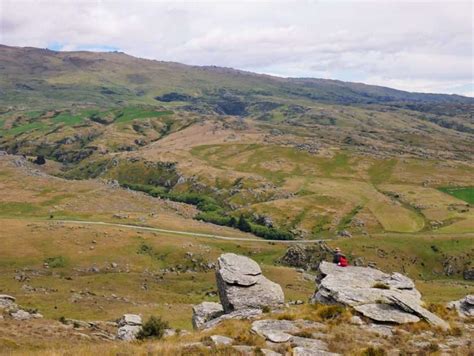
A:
237 215 251 232
229 216 237 227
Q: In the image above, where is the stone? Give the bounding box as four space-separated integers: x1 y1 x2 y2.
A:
261 349 282 356
163 328 176 337
192 301 224 329
201 308 262 329
117 325 141 341
292 347 340 356
354 303 420 324
264 331 293 343
388 295 449 330
291 336 328 350
251 319 300 337
118 314 142 326
216 253 284 312
364 324 394 337
312 261 446 327
463 269 474 280
10 310 31 320
446 295 473 318
232 345 255 355
210 335 233 346
349 315 364 325
0 295 16 308
116 314 143 341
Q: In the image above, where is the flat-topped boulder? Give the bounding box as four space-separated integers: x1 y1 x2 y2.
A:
216 253 284 312
312 261 448 329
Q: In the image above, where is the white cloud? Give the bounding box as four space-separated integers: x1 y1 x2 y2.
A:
0 0 472 96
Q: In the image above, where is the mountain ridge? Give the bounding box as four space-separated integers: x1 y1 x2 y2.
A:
1 44 473 112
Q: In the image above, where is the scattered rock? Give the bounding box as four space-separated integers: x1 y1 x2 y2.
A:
447 294 473 318
292 347 340 356
192 302 224 329
349 315 364 325
0 295 16 308
201 308 262 330
10 310 32 320
260 349 282 356
209 335 233 346
251 319 300 337
232 345 255 355
463 269 474 280
337 230 352 238
117 314 142 341
216 253 284 312
291 336 328 350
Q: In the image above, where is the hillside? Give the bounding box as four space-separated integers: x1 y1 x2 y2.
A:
1 45 473 237
0 44 473 353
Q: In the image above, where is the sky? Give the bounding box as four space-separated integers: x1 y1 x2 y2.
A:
1 0 473 96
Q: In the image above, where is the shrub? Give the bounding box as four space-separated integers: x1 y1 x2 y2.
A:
316 305 346 320
250 223 293 240
136 316 169 340
372 282 390 290
195 211 232 226
44 256 67 268
237 215 252 232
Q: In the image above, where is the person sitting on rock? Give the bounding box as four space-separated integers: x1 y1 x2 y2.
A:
333 247 348 267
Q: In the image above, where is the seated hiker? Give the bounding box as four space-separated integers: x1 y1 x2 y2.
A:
333 247 348 267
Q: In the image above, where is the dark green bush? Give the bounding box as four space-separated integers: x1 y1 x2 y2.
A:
195 211 232 226
137 316 169 340
249 223 293 240
237 215 252 232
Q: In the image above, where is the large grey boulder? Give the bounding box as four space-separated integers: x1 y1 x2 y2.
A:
117 325 141 341
312 261 447 328
447 295 473 318
216 253 284 312
117 314 142 341
192 302 224 329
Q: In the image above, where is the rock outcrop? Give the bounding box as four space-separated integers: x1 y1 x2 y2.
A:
216 253 284 312
192 302 224 329
117 314 142 341
311 261 449 329
447 295 473 318
192 253 284 329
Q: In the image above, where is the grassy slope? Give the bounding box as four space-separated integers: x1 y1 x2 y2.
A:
191 143 473 235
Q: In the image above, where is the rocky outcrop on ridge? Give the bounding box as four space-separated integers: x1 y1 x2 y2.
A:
311 261 449 329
